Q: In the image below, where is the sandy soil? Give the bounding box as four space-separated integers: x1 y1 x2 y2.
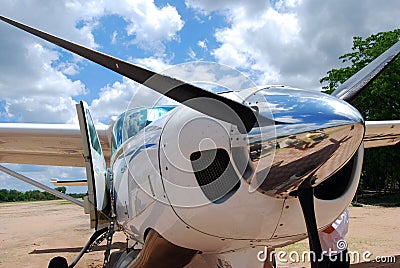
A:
0 200 126 268
0 201 399 267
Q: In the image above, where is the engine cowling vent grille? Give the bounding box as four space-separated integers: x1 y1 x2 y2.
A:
190 148 240 203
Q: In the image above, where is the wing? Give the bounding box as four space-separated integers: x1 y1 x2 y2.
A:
364 120 400 148
0 123 111 167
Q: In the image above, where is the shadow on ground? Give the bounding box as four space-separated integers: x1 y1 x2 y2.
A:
29 242 125 254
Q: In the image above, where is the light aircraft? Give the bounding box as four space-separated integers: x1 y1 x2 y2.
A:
1 16 400 268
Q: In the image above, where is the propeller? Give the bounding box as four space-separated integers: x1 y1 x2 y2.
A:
332 40 400 103
0 15 274 133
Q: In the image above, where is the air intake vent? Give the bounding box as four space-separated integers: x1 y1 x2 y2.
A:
314 153 356 200
190 148 240 203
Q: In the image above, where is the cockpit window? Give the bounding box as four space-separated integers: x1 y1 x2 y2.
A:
111 106 176 153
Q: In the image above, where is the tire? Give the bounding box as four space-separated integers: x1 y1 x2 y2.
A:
48 256 68 268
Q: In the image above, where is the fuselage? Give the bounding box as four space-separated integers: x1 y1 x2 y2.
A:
111 86 364 253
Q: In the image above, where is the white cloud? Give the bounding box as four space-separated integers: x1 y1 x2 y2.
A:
90 78 139 123
103 0 184 53
4 96 79 124
111 30 118 45
131 56 173 73
188 0 400 90
185 0 269 16
271 0 303 12
89 56 178 123
197 39 208 51
187 47 197 60
0 42 86 123
212 43 250 68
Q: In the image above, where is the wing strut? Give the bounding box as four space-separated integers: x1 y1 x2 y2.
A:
0 164 84 207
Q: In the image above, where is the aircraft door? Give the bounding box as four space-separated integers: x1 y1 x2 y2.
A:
76 101 110 230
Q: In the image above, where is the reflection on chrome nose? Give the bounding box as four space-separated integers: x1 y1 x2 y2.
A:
245 87 364 198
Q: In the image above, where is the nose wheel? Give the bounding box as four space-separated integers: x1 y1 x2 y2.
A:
48 256 68 268
47 226 112 268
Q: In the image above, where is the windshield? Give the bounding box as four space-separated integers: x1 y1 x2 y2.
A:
111 105 176 153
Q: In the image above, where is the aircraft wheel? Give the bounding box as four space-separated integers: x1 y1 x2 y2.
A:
48 256 68 268
106 250 124 268
112 249 140 268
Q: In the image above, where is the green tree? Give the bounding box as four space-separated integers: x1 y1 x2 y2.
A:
0 188 80 202
8 189 24 201
55 186 67 194
0 189 9 201
321 29 400 192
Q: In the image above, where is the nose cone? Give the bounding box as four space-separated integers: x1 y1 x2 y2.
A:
246 87 364 197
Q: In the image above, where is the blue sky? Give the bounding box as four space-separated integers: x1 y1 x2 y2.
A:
70 6 227 102
0 0 399 192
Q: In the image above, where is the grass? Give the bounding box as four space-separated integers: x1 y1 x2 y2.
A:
56 199 83 206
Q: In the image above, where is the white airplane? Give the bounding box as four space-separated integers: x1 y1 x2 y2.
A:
1 16 400 268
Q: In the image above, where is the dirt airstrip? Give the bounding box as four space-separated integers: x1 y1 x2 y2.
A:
0 200 399 267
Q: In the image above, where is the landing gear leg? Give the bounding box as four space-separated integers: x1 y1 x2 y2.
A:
47 227 108 268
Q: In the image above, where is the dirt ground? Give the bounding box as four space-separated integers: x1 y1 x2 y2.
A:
0 201 399 268
0 200 126 268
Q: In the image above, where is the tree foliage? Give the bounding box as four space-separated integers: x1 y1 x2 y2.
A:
321 29 400 192
0 188 85 202
0 189 57 202
55 186 67 194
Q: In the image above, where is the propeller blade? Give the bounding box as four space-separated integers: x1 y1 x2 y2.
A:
332 40 400 103
298 186 327 268
0 16 261 133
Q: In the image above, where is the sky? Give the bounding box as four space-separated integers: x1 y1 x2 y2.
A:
0 0 399 192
